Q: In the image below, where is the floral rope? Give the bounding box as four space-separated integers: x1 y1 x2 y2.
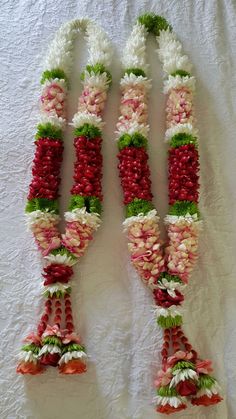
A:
17 18 112 375
116 13 222 414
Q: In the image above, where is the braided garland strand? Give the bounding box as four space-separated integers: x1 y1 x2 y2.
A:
116 14 222 414
17 19 112 375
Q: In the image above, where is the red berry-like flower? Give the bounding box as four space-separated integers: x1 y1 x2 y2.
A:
43 264 73 285
117 146 153 204
40 353 60 367
28 137 63 200
176 379 197 396
153 288 184 308
168 144 199 205
191 394 223 406
71 136 103 199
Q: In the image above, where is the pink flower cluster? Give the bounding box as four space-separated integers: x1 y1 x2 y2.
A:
166 87 194 128
165 220 201 283
78 85 107 116
62 221 95 258
41 81 66 117
117 83 148 132
126 216 165 285
31 216 61 256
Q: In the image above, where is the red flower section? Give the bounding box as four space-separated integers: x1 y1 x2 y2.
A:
43 264 73 285
191 393 223 406
168 144 199 205
176 379 197 396
40 353 60 366
59 359 87 374
117 146 153 204
153 288 184 308
28 137 63 200
16 361 45 375
156 403 187 415
71 136 103 199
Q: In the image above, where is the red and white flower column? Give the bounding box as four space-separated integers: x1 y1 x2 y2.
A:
17 19 112 375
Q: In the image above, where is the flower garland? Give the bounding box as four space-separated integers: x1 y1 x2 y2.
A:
116 14 222 414
17 19 112 375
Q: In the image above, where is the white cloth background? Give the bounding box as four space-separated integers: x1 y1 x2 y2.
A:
0 0 236 418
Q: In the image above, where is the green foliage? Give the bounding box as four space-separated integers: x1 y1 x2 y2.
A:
124 68 146 78
118 133 148 150
198 374 216 390
157 386 178 397
170 132 198 148
168 201 200 217
21 343 40 354
69 195 102 214
158 272 183 284
49 246 77 261
42 336 62 347
35 123 63 140
62 343 86 354
25 198 59 214
74 123 102 139
157 315 183 328
125 198 154 218
138 13 172 36
41 68 68 85
80 63 112 85
171 69 191 78
172 361 196 372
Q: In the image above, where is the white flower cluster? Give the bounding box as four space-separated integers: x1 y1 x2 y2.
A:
45 252 77 266
154 305 183 319
86 21 113 68
164 213 202 226
19 350 38 364
154 395 186 408
157 29 192 75
170 368 198 387
163 75 195 94
64 207 101 230
38 113 66 130
43 282 71 297
59 350 87 365
82 71 110 90
38 344 61 357
165 123 198 142
123 209 159 230
157 277 186 297
194 383 221 398
120 73 152 90
116 120 149 139
25 210 60 230
43 20 80 75
122 22 149 72
72 111 104 130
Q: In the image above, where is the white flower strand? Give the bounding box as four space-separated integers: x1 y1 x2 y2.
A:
157 28 192 75
122 22 149 72
43 19 112 76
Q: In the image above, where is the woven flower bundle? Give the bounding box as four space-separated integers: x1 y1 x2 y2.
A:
17 19 112 375
116 13 222 414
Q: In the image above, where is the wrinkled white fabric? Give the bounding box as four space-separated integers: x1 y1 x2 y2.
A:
0 0 235 418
